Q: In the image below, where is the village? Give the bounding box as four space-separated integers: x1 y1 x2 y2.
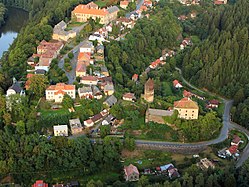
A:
2 0 247 186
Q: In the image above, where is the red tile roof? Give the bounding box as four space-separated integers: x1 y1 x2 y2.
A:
73 5 109 16
173 80 181 87
82 76 98 81
132 74 138 80
54 90 65 95
174 98 199 109
232 135 241 144
209 99 219 105
124 164 139 177
47 83 75 91
120 1 129 6
123 93 135 99
228 145 238 154
183 90 192 97
32 180 48 187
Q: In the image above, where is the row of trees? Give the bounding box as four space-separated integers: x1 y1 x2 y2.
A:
0 3 6 27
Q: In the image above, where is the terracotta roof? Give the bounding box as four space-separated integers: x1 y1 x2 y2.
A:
140 5 148 11
173 80 181 87
120 1 129 5
76 63 86 72
54 90 65 95
78 52 91 62
47 83 75 91
209 99 219 105
124 164 139 177
228 145 238 154
123 93 135 99
183 90 192 97
82 76 98 81
174 98 199 109
73 5 109 16
132 74 138 80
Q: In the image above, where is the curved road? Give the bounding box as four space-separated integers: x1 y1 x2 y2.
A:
135 67 249 168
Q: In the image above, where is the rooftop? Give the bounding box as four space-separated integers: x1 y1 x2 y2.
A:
174 98 199 109
147 108 174 117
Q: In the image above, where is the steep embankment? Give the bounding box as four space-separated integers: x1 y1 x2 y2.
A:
181 0 249 129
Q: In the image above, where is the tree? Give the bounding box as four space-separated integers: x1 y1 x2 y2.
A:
16 121 26 135
138 176 149 187
195 173 204 187
100 125 111 138
62 94 74 109
124 137 135 151
29 75 48 98
68 52 74 59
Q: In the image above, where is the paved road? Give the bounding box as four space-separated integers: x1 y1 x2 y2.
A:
58 23 87 84
135 67 249 168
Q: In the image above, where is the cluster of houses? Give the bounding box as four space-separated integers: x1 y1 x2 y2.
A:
218 135 243 159
32 180 79 187
53 118 83 137
197 158 215 170
52 21 77 42
178 0 200 6
178 11 197 21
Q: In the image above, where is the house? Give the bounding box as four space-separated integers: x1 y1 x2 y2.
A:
145 108 174 124
69 118 83 134
72 3 119 25
214 0 227 4
53 125 68 136
116 17 134 29
124 164 139 182
80 76 98 85
123 93 136 102
144 78 154 103
32 180 48 187
78 86 93 99
77 52 92 66
226 145 239 156
178 15 188 21
190 11 197 18
183 90 192 98
104 82 115 95
102 114 115 125
180 38 192 50
168 166 180 179
132 74 138 82
84 119 94 127
104 95 117 108
6 78 25 97
149 59 161 69
159 163 174 172
197 158 215 170
52 20 76 42
144 0 153 7
53 184 64 187
87 110 108 124
207 99 219 108
100 66 109 77
89 33 105 42
174 98 199 119
120 1 129 9
46 83 76 103
139 5 148 12
96 45 104 56
231 135 243 146
80 41 94 54
173 80 183 89
27 56 36 66
76 63 87 77
91 86 102 99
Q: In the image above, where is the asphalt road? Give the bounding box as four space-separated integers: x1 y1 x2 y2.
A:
135 67 249 168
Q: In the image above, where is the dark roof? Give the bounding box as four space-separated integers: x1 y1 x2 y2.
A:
104 95 117 107
9 82 22 93
35 69 46 74
91 113 103 123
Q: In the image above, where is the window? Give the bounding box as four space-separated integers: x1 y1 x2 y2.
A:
192 110 195 112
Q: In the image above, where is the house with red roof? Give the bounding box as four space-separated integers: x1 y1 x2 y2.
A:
207 99 219 108
132 74 139 82
32 180 48 187
143 0 153 7
231 135 243 146
173 80 183 89
123 93 136 102
80 76 98 85
226 145 239 156
183 90 192 98
45 83 76 103
120 1 129 9
124 164 139 181
174 97 199 119
214 0 227 4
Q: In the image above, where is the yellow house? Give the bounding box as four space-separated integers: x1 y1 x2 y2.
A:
174 98 199 120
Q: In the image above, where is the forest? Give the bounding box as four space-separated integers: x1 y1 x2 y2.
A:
179 0 249 129
0 3 6 27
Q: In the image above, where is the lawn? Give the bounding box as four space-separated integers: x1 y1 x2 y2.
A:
95 0 108 8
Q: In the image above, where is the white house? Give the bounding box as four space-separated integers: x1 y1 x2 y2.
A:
84 119 94 127
53 125 68 136
80 41 94 53
80 76 98 85
173 80 183 89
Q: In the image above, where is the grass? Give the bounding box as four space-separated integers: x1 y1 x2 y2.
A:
95 0 108 8
40 108 70 117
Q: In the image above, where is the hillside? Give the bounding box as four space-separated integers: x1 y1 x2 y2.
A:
180 0 249 128
0 3 6 27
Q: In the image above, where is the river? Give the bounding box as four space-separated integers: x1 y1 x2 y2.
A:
0 7 29 58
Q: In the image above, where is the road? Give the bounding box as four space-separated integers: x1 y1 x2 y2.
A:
135 67 249 168
58 23 87 84
126 0 145 18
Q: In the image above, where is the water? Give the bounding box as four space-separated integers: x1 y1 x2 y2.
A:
0 7 29 58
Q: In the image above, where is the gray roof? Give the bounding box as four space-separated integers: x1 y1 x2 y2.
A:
69 118 82 129
107 6 119 14
56 21 67 29
81 41 93 49
100 66 108 72
104 84 114 91
78 86 92 94
104 95 117 107
92 86 101 95
9 82 22 93
104 114 115 123
147 108 174 117
96 45 104 51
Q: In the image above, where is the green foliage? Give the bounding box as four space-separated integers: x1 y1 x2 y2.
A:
29 75 48 98
164 110 178 124
62 94 74 109
124 137 135 151
0 3 7 27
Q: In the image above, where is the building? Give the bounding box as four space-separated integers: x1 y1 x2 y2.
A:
173 80 183 89
46 83 76 103
207 99 219 108
231 135 243 146
183 90 192 98
6 79 24 97
81 76 98 85
226 145 239 156
214 0 227 4
92 86 102 99
102 114 115 125
132 74 138 82
52 20 76 41
72 2 119 25
174 98 199 119
84 119 94 127
145 108 174 124
32 180 48 187
123 93 136 102
104 95 117 108
80 41 94 53
96 45 104 56
124 164 139 182
104 83 115 95
76 63 87 77
197 158 215 170
120 1 129 9
69 118 83 134
54 125 68 136
144 78 154 103
78 86 93 99
100 66 109 77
